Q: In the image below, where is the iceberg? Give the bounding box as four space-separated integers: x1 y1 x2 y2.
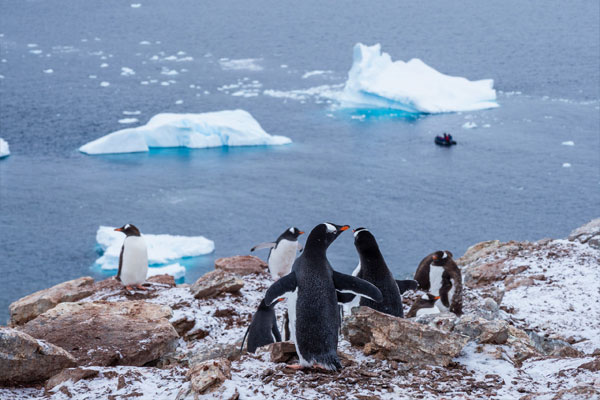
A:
0 138 10 158
79 110 291 155
95 226 215 270
337 43 498 114
147 263 186 280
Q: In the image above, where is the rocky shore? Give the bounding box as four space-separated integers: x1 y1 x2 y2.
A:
1 220 599 399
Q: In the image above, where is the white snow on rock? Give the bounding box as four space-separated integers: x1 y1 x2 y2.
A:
94 226 214 270
336 43 498 114
219 58 263 71
79 110 292 155
0 138 10 158
147 263 186 280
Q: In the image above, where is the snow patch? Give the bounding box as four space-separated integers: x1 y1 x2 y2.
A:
79 110 291 155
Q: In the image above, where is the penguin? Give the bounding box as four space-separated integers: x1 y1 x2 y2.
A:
251 227 304 280
264 222 383 371
340 227 418 317
414 250 463 315
240 298 284 353
114 224 148 291
406 293 441 318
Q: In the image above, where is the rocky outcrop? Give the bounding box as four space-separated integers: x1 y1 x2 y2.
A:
342 307 469 366
214 255 267 275
9 276 95 326
568 218 600 249
45 367 99 391
0 327 77 384
454 315 509 344
190 270 244 299
19 300 179 366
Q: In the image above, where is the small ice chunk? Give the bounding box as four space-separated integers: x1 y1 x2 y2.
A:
131 3 141 8
118 118 138 124
175 100 183 104
147 263 186 280
160 81 170 86
280 64 288 68
462 121 477 129
562 163 571 168
161 67 178 76
140 81 149 85
100 81 110 87
139 40 151 45
302 70 332 79
0 138 10 158
89 75 97 79
79 110 292 155
29 49 42 55
43 69 54 74
121 67 135 76
100 63 109 68
123 110 141 115
561 141 575 146
27 43 38 48
219 58 263 71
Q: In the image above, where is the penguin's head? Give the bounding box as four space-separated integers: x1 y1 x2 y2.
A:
281 227 305 241
421 293 441 304
258 297 285 310
352 227 379 253
114 224 141 237
307 222 350 248
431 250 453 266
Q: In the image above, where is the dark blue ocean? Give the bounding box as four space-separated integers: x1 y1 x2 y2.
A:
1 0 599 323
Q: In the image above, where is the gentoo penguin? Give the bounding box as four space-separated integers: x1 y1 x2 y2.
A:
414 250 463 315
341 227 418 317
264 222 383 371
240 298 284 353
251 227 304 280
406 293 441 318
115 224 148 291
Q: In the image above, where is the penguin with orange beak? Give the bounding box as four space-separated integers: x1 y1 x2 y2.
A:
114 224 148 291
251 227 304 280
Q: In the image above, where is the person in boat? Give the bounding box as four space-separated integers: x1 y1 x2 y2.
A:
444 133 450 143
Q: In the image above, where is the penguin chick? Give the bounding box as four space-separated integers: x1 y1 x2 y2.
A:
115 224 148 291
240 298 284 353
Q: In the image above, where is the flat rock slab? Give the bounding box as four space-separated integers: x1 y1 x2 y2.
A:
190 270 244 299
45 367 99 391
19 300 179 367
214 255 267 275
9 276 95 326
342 307 469 366
0 327 77 384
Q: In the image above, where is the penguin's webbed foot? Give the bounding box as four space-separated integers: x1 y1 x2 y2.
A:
125 285 134 291
285 364 304 370
136 284 148 291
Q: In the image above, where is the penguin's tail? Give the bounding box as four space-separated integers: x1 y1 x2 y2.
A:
240 326 250 354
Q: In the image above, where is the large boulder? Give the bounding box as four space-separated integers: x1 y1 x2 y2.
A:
190 270 244 299
453 315 509 344
568 218 600 249
214 255 267 275
19 300 179 366
0 327 77 384
9 277 95 326
342 307 469 366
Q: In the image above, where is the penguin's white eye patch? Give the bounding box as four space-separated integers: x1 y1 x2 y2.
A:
324 223 336 233
421 293 429 300
289 227 295 234
442 252 448 259
124 224 130 230
353 228 368 238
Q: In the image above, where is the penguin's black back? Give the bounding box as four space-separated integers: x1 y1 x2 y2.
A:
246 302 280 353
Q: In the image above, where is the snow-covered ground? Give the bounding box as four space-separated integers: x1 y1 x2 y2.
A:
79 110 291 155
95 225 214 270
0 138 10 158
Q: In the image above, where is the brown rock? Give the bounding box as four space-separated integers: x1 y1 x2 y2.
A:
9 277 95 326
342 307 469 366
578 358 600 371
45 367 99 391
190 270 244 299
463 259 507 288
457 240 502 267
267 341 298 363
568 218 600 249
187 358 231 394
19 300 179 366
189 343 241 365
214 255 267 275
0 327 77 384
454 315 509 345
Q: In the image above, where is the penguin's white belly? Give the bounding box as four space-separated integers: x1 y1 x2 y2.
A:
435 286 455 312
428 266 444 296
286 289 298 344
268 240 298 280
416 305 441 317
120 236 148 286
343 263 362 314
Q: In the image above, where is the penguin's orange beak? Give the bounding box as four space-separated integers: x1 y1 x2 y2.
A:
114 228 123 232
339 225 350 231
434 296 440 300
277 298 285 302
299 231 305 235
432 255 438 260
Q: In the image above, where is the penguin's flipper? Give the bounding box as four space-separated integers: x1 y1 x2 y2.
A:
116 244 124 281
240 325 250 353
396 279 418 294
250 242 276 252
332 271 383 303
264 272 297 306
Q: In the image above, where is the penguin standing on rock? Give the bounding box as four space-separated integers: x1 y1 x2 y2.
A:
240 298 284 353
115 224 148 291
251 227 304 280
264 223 383 371
341 227 418 317
414 250 463 315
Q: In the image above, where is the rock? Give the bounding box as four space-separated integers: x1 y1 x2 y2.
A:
568 218 600 249
9 277 95 326
190 270 244 299
415 312 459 332
526 330 582 357
0 327 77 384
505 326 540 363
457 240 502 267
187 358 231 395
214 255 267 275
463 259 507 288
45 367 99 391
454 315 509 345
578 358 600 371
343 307 468 366
505 274 545 291
188 343 241 365
19 300 179 366
91 275 176 298
483 298 499 313
267 341 297 363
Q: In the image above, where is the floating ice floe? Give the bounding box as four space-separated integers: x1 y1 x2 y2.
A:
0 138 10 158
79 109 291 155
130 3 141 8
561 141 575 146
100 81 110 87
462 121 478 129
118 118 138 124
219 58 263 71
562 163 571 168
147 263 186 280
95 226 214 270
121 67 135 76
43 69 53 74
302 70 332 79
336 43 498 114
